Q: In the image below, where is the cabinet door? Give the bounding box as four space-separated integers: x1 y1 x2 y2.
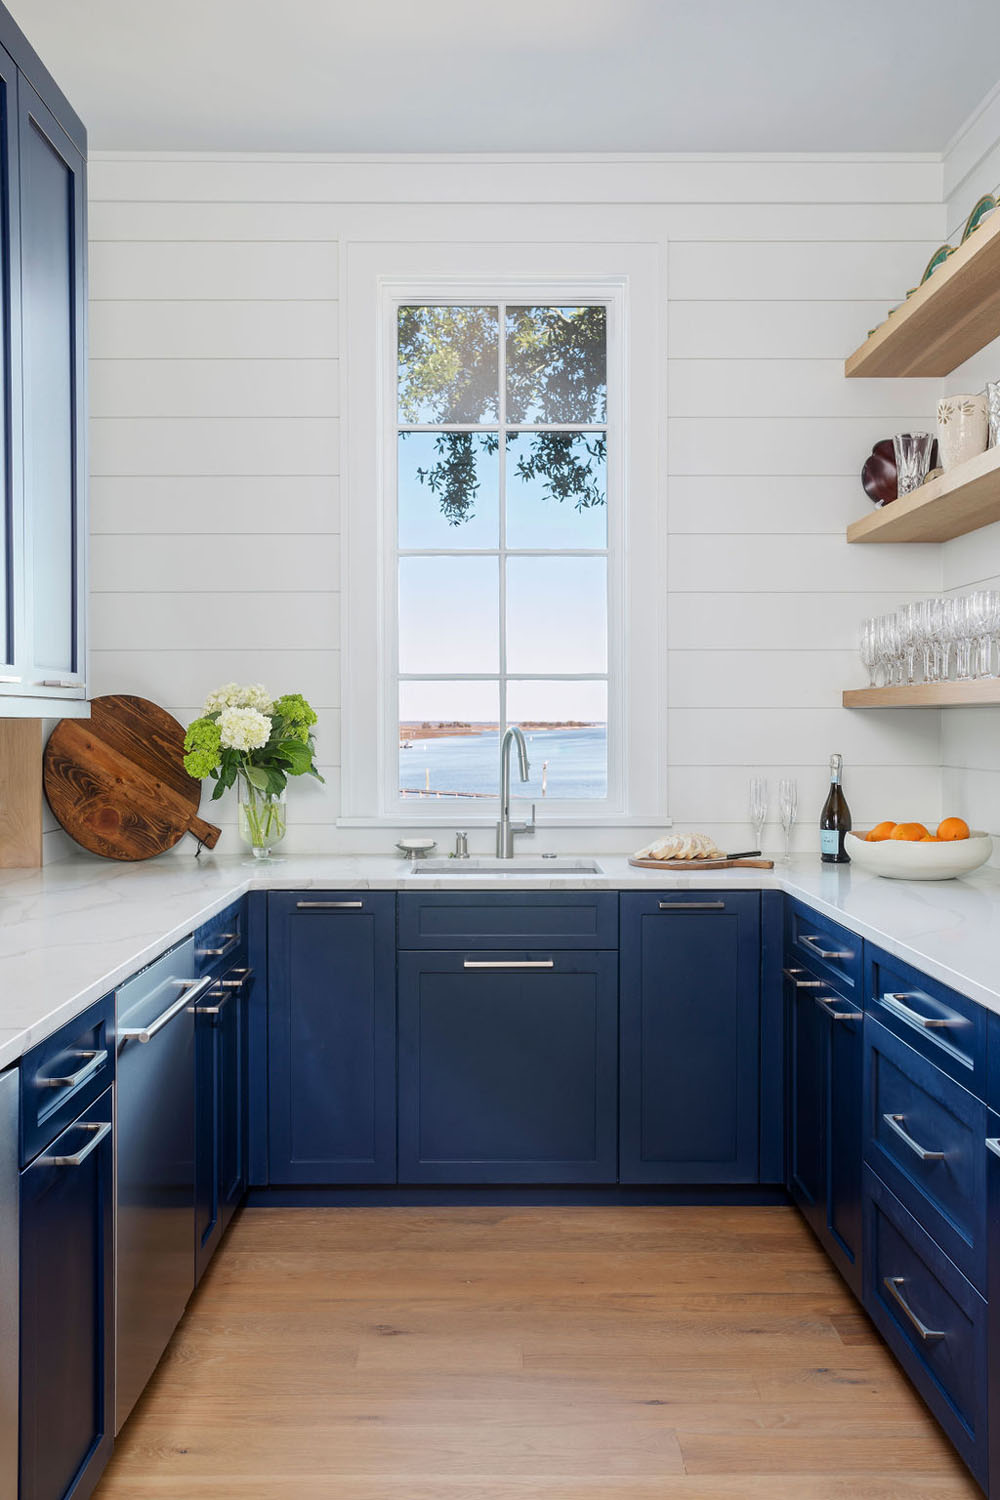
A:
218 966 248 1228
20 1089 113 1500
786 968 826 1229
0 44 19 688
398 951 618 1184
987 1112 1000 1497
195 966 248 1282
826 989 863 1296
194 1000 221 1281
18 78 86 698
268 893 396 1184
620 893 760 1184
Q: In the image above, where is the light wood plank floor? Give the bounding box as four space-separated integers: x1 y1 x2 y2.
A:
94 1205 981 1499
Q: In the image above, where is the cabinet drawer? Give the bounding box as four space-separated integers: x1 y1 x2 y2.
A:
785 899 861 998
398 891 617 950
864 1017 986 1293
864 1167 987 1487
866 945 985 1096
20 994 114 1166
194 898 245 974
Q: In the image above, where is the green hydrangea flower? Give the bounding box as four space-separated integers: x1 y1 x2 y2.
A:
274 694 317 735
183 716 222 780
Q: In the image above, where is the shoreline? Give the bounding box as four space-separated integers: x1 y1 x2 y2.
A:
399 722 598 742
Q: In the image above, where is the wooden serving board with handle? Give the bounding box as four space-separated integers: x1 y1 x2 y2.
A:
628 856 774 871
44 694 221 861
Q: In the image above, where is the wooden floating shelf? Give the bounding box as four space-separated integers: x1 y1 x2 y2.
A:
847 445 1000 543
843 680 1000 709
845 210 1000 378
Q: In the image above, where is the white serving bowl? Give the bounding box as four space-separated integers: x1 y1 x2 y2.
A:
845 829 993 881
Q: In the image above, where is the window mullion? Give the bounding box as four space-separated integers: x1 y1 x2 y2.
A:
498 300 508 740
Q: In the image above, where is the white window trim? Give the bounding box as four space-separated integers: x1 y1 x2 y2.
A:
340 240 667 829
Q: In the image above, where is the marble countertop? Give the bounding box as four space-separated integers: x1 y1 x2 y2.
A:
1 850 999 1070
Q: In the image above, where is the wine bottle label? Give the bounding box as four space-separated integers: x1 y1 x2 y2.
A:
820 829 841 855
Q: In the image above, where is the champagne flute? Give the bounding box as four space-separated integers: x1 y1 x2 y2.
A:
749 777 767 854
778 778 798 863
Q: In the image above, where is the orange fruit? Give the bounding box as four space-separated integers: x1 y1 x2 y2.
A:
937 816 970 842
867 821 897 842
920 835 942 842
890 822 929 841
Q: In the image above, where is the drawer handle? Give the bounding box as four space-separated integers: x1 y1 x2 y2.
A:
883 1112 946 1162
815 996 861 1022
41 1119 111 1168
783 967 823 988
463 960 555 970
197 931 239 959
986 1137 1000 1160
801 933 853 961
296 901 364 910
658 901 725 911
197 987 231 1017
219 968 254 990
40 1049 108 1090
119 974 214 1043
882 1276 946 1343
882 993 960 1030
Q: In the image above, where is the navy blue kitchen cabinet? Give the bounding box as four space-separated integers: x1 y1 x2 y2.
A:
20 1086 113 1500
619 892 760 1183
267 893 396 1184
987 1109 1000 1496
785 957 864 1297
195 957 251 1282
397 949 619 1183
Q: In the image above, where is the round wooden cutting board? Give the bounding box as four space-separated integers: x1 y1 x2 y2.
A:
43 695 222 861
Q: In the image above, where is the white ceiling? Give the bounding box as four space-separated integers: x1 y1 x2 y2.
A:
9 0 1000 155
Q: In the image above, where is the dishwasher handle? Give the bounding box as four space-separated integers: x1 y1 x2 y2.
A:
119 972 215 1044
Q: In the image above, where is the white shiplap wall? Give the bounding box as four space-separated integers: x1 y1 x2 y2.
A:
940 94 1000 865
82 153 947 858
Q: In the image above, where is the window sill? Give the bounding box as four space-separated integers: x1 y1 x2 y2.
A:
336 813 672 830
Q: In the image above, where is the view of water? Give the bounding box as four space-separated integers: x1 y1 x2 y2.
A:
399 726 607 801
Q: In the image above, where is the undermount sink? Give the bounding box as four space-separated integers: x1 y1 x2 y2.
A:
410 856 604 876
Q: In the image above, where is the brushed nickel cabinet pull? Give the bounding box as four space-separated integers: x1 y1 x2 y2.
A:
815 996 862 1022
42 1120 112 1168
801 933 853 961
463 960 555 970
882 1112 945 1161
40 1049 108 1090
296 901 364 910
882 993 960 1030
197 932 239 959
783 967 823 988
987 1137 1000 1160
883 1276 945 1342
658 901 725 911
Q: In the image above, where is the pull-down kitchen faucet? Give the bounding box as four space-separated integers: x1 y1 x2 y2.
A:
496 725 536 858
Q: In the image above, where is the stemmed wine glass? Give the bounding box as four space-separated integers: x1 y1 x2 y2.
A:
778 778 798 863
859 618 879 688
749 777 767 853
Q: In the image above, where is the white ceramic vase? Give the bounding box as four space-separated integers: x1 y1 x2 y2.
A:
937 393 989 470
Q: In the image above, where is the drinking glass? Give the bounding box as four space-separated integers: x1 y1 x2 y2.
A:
892 432 935 495
749 777 767 853
970 588 1000 678
778 777 798 863
896 602 922 686
951 595 974 680
919 597 949 682
877 612 902 686
859 616 879 687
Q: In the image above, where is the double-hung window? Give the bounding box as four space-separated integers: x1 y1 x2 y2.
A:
395 301 613 812
341 242 665 828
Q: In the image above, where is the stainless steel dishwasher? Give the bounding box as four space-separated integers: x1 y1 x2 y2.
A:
0 1067 18 1499
116 936 214 1430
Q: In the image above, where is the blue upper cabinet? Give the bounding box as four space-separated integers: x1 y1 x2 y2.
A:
0 14 87 717
397 949 619 1184
267 893 397 1185
619 892 761 1184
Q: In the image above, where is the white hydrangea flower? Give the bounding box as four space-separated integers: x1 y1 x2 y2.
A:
203 682 274 715
217 706 272 752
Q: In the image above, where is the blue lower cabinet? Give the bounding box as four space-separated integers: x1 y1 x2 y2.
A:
986 1111 1000 1496
20 1087 114 1500
785 963 863 1297
397 950 619 1183
864 1165 987 1488
195 960 250 1282
267 893 396 1184
619 893 760 1184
